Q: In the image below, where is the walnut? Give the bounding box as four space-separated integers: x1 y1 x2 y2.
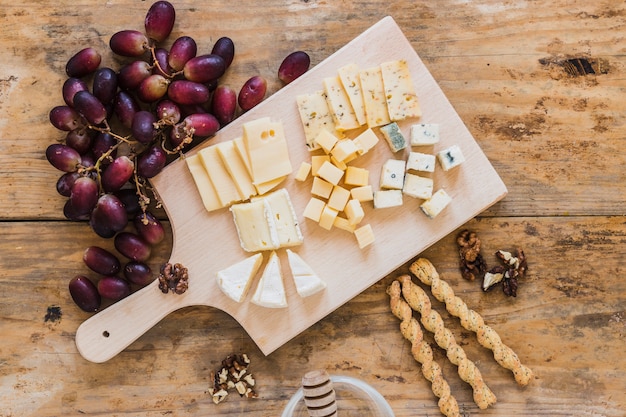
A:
495 248 527 297
209 353 257 404
157 262 189 294
456 229 487 281
482 265 505 291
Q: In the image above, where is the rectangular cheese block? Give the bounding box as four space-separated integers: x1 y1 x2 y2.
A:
353 128 380 155
296 90 342 151
337 63 367 126
323 75 360 131
243 118 293 185
410 123 440 146
344 166 369 187
373 189 403 208
350 185 374 202
359 66 391 128
380 159 406 190
437 145 466 171
198 145 244 207
216 140 257 201
254 176 286 196
380 122 407 152
333 216 357 233
230 198 279 252
186 154 223 212
233 136 252 176
263 188 304 248
354 224 375 249
327 185 351 211
406 151 436 173
311 155 331 176
402 173 434 200
303 197 326 222
380 59 421 121
420 189 452 219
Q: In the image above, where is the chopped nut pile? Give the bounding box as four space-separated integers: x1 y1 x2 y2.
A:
456 229 487 281
157 262 189 294
208 353 257 404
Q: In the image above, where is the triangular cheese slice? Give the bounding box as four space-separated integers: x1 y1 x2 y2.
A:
251 251 288 308
286 249 327 298
216 253 263 303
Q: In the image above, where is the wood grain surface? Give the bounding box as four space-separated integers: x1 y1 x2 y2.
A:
0 1 624 416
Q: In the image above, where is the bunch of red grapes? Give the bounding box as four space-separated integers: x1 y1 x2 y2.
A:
45 0 311 313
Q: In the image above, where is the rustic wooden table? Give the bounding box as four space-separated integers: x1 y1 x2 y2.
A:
1 1 624 416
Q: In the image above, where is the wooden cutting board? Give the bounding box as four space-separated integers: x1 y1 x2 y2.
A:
75 16 507 363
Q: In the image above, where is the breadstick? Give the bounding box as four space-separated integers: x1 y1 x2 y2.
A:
410 258 533 386
387 281 461 417
398 275 497 409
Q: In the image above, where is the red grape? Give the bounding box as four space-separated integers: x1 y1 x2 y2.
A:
167 80 209 105
238 75 267 111
56 172 80 197
211 37 235 69
65 128 93 154
114 232 151 262
131 110 158 144
83 246 121 275
70 176 99 215
168 35 197 71
91 132 117 162
124 261 153 286
182 54 226 83
90 194 128 238
183 113 219 137
138 74 169 102
118 60 152 91
63 200 91 221
114 91 141 129
49 105 84 131
278 50 310 84
73 90 107 125
62 77 89 107
109 30 149 57
114 188 141 215
97 276 131 301
136 145 167 178
145 0 176 43
46 143 82 172
92 67 118 104
156 99 181 124
69 275 101 312
102 156 134 192
152 47 173 77
211 85 237 125
66 47 101 78
134 211 165 245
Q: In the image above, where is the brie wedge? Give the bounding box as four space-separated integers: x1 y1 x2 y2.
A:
251 251 288 308
216 253 264 303
286 249 327 298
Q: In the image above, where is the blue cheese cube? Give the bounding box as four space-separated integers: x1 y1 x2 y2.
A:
373 189 403 208
406 152 436 172
437 145 465 171
402 173 433 200
380 122 407 152
379 159 406 190
410 123 440 146
420 189 452 218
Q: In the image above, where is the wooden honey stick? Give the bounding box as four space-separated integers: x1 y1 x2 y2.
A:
302 370 337 417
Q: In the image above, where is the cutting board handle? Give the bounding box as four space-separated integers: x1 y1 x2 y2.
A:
75 281 184 363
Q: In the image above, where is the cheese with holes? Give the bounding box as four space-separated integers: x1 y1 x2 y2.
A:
402 173 434 200
296 91 342 150
420 189 452 219
243 118 292 185
286 249 327 297
373 189 403 208
410 123 440 146
380 59 421 121
406 151 436 173
217 253 263 303
353 128 379 155
359 66 391 128
251 251 287 308
216 140 257 201
437 145 465 171
198 145 243 207
323 75 360 131
230 198 279 252
380 159 406 190
186 154 223 212
338 63 367 126
380 122 407 152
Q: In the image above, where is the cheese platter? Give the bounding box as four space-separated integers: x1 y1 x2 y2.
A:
75 16 507 363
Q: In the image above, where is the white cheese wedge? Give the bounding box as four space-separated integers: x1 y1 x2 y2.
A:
373 189 403 208
216 253 263 303
437 145 466 171
243 118 293 185
406 151 436 173
323 75 360 131
186 154 223 212
359 66 391 128
262 188 304 248
380 122 407 153
410 123 440 146
286 249 327 298
230 198 280 252
251 251 288 308
420 189 452 219
380 159 406 190
338 63 367 126
296 91 343 151
402 173 434 200
380 59 421 121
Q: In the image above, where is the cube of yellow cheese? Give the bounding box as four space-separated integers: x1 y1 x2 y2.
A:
353 128 379 155
315 129 339 154
344 166 369 187
316 160 344 185
311 176 334 199
333 216 357 233
311 155 331 176
350 185 374 202
344 199 365 225
295 161 312 182
354 224 375 249
318 205 339 230
331 139 359 163
327 185 351 211
303 197 326 222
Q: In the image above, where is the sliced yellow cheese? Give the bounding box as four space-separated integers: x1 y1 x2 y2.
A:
262 188 303 248
338 63 367 126
216 140 257 201
216 253 263 303
186 154 223 212
380 59 421 121
286 249 327 298
233 136 252 177
323 75 360 131
296 91 343 151
243 118 292 185
251 251 288 308
359 66 391 128
254 175 286 196
198 145 243 207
